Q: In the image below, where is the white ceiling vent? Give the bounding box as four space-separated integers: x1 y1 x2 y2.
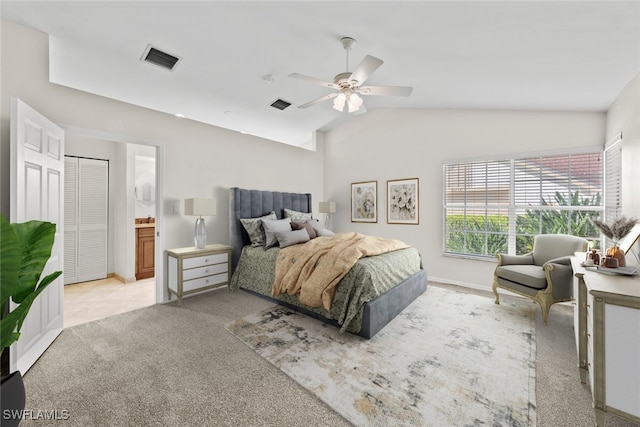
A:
141 44 180 71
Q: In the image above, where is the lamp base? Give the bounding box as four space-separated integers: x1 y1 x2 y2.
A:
194 217 207 249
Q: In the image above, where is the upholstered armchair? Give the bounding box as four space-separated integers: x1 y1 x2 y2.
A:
493 234 589 324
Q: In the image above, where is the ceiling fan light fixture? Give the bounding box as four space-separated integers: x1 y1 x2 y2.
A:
347 93 363 112
333 93 346 112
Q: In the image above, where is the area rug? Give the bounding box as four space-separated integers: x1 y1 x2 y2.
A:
225 285 537 426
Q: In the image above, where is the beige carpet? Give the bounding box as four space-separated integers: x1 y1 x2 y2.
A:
226 285 537 426
17 283 638 426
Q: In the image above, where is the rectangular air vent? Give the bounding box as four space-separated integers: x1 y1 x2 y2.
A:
270 98 292 111
141 45 180 71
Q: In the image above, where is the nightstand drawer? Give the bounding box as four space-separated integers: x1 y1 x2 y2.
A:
183 263 227 281
183 253 227 269
183 272 227 292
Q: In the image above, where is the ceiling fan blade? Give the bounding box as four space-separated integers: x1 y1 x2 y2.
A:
289 73 339 90
298 92 338 109
358 85 413 97
348 55 383 86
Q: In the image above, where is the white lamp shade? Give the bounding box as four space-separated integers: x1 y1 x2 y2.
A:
318 201 336 214
333 93 346 112
347 93 363 112
185 198 217 216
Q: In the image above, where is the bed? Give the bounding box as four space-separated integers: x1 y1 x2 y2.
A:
228 187 427 338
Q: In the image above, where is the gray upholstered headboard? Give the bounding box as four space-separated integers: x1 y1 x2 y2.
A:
229 187 312 271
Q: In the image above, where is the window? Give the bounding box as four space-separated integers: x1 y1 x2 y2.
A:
443 150 603 257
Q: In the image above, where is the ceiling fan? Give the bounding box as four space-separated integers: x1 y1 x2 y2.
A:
289 37 413 113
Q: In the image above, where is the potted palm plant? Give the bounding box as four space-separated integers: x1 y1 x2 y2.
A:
1 214 62 426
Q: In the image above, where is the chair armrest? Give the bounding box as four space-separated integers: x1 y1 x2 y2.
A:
543 263 574 300
496 253 534 266
542 256 572 269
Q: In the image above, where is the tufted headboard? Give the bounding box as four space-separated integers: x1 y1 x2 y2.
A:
229 187 312 271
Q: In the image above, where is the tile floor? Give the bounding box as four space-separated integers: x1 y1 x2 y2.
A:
64 277 156 328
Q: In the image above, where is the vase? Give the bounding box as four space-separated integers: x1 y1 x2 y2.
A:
1 370 26 427
606 245 626 267
602 256 619 268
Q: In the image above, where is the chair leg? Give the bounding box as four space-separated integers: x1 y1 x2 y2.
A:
536 293 553 326
492 278 500 305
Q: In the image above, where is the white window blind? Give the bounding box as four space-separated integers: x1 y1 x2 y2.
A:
443 150 603 257
604 134 622 222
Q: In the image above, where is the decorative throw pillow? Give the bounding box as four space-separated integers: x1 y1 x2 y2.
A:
262 218 292 248
240 211 277 246
275 229 310 248
284 208 313 221
311 222 335 237
291 220 317 239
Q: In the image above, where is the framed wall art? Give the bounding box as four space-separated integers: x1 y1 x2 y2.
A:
351 181 377 222
387 178 419 224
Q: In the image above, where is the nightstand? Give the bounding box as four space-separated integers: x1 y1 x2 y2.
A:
165 244 231 305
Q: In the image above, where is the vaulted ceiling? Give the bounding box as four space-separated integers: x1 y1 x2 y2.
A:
2 1 639 147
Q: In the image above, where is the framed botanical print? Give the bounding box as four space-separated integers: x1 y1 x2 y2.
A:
351 181 377 222
387 178 419 224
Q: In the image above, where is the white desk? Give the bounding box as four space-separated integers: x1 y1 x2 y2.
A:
571 255 640 426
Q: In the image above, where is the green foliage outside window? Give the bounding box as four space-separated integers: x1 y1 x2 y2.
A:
445 191 601 256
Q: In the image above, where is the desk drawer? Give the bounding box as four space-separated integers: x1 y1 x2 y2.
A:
183 252 227 269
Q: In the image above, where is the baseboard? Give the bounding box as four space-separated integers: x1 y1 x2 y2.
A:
111 273 136 284
428 276 524 299
428 276 492 292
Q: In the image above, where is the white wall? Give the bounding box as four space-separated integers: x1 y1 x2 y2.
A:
323 108 606 289
606 72 640 266
1 20 324 298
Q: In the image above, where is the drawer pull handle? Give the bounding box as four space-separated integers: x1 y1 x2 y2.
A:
205 269 209 273
204 258 209 263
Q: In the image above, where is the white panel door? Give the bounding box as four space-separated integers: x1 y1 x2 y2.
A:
10 98 65 374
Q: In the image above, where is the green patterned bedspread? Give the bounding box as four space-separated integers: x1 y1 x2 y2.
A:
230 245 423 334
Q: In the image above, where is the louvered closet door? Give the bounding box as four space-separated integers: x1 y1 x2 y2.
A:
78 158 108 282
64 157 79 284
64 157 108 283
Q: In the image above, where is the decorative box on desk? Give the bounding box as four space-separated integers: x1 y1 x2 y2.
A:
570 254 640 427
166 244 231 305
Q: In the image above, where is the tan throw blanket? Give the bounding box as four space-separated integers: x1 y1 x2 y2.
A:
272 232 410 310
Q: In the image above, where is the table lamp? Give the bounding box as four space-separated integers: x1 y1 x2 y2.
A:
184 198 216 249
318 201 336 229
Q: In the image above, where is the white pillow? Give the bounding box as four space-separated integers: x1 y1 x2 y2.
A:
310 221 334 236
262 218 292 248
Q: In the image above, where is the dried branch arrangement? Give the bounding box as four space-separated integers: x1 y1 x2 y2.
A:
591 216 639 244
